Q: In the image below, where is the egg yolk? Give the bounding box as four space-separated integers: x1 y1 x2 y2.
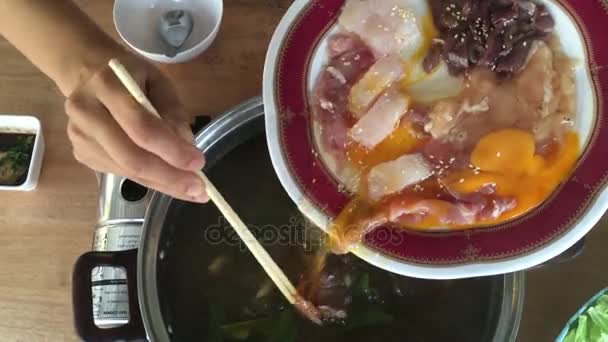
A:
341 125 579 231
346 122 424 170
445 130 579 226
470 128 537 175
327 196 376 253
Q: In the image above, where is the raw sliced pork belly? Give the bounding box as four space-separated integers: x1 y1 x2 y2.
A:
339 0 428 59
349 86 410 149
367 153 432 201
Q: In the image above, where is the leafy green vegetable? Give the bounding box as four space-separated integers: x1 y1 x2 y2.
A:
575 314 588 342
217 271 398 341
562 293 608 342
564 329 576 342
0 135 33 185
588 319 605 342
351 272 380 301
597 295 608 314
206 304 227 342
339 271 395 332
266 309 297 342
220 319 264 340
351 273 370 298
219 310 298 342
342 307 394 331
588 308 608 333
5 136 33 166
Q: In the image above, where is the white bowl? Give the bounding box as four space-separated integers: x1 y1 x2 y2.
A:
0 115 45 192
113 0 223 64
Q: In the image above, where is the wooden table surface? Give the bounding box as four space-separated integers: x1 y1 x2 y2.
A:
0 1 606 341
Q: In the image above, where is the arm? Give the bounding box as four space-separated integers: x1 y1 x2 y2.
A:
0 0 208 202
0 0 116 95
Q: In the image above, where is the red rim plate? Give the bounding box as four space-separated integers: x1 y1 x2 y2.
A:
268 0 608 267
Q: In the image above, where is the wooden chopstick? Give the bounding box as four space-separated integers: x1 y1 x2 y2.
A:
108 59 304 308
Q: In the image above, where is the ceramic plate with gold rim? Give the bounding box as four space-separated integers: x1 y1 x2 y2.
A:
263 0 607 279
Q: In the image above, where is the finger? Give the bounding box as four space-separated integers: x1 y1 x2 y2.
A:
67 121 120 173
131 176 209 203
65 95 207 199
171 119 196 143
69 122 206 203
68 117 206 202
92 68 204 171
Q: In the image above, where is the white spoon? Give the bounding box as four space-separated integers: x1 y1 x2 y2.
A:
159 10 194 58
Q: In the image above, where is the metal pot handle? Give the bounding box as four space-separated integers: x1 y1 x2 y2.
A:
72 249 146 342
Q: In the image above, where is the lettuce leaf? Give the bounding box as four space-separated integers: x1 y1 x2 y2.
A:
575 315 588 342
596 295 608 314
564 328 576 342
588 307 608 334
587 318 608 342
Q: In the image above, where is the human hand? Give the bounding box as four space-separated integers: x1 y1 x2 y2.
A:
64 55 208 203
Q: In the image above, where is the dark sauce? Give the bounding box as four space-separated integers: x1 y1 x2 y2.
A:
0 133 35 186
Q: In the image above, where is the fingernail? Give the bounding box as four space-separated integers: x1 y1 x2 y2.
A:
187 183 205 197
188 156 205 171
193 194 209 203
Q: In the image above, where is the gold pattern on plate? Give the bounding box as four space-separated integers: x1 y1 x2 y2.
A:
462 244 481 261
601 0 608 14
282 109 297 123
300 11 344 201
276 2 321 220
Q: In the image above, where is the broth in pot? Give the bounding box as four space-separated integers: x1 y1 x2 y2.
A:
158 137 515 342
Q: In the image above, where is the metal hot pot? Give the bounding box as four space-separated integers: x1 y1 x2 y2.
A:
72 97 529 342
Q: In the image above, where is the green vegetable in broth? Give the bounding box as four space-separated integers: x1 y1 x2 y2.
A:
207 304 227 342
220 319 265 340
218 309 298 342
216 271 395 341
340 308 394 331
351 273 370 298
267 310 298 342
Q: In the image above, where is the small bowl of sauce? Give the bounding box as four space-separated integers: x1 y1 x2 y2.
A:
0 115 44 191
